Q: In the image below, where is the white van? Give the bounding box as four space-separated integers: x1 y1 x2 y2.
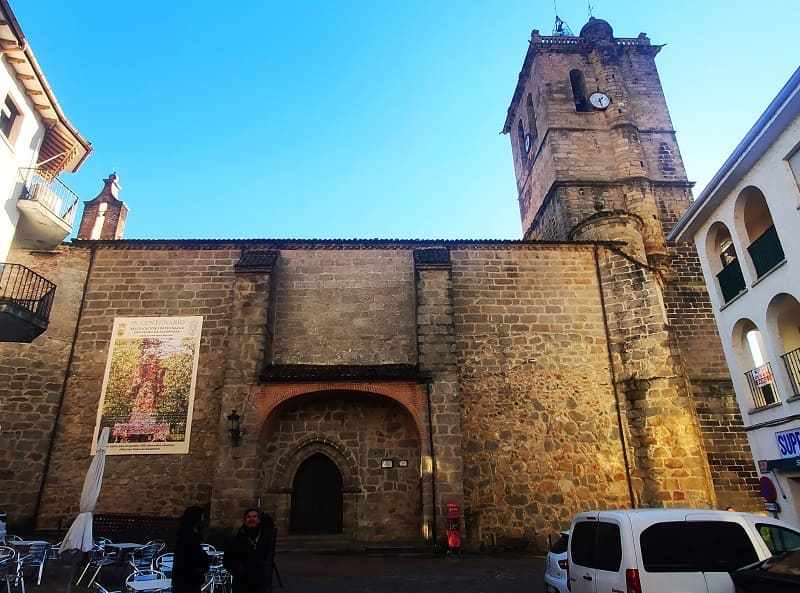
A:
568 508 800 593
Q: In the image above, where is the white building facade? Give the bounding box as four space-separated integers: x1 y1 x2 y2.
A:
670 67 800 525
0 0 91 343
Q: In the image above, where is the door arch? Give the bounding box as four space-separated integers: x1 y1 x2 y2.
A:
289 452 343 534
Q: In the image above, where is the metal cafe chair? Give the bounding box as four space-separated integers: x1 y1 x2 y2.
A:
17 542 48 586
145 541 166 555
76 542 117 588
203 552 229 593
128 544 161 572
0 546 22 593
153 554 173 577
125 569 168 593
93 583 121 593
46 541 62 561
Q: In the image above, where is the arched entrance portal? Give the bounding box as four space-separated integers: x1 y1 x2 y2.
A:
289 453 343 534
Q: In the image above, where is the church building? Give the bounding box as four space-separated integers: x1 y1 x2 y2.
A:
0 17 762 552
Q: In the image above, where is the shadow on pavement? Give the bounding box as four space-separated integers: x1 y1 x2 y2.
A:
34 552 545 593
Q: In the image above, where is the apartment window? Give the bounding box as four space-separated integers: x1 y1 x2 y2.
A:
743 327 780 408
1 94 22 143
789 148 800 188
707 223 745 304
739 187 785 278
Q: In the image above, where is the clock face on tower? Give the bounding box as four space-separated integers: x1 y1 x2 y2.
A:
589 92 611 110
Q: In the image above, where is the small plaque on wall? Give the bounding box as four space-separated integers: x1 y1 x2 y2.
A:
398 459 409 467
381 459 393 468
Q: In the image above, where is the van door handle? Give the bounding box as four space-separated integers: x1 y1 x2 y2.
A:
583 575 593 581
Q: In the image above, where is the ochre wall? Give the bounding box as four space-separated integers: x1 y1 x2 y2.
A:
0 240 759 553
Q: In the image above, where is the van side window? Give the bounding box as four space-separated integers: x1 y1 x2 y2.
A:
570 521 621 571
693 522 758 572
641 521 758 573
640 522 697 571
757 523 800 553
596 522 622 571
570 521 596 567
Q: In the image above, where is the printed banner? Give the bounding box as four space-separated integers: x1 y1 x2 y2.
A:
93 316 203 455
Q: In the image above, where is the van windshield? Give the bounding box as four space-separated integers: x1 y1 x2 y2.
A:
756 523 800 554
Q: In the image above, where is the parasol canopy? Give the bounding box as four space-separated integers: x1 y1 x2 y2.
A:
59 426 110 553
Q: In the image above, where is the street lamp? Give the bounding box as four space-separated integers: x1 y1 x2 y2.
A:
227 410 242 447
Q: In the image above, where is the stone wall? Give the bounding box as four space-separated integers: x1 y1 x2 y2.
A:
33 243 239 527
0 239 762 550
271 249 416 365
0 246 90 528
451 244 632 552
596 246 715 508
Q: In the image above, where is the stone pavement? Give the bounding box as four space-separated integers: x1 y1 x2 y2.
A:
33 552 545 593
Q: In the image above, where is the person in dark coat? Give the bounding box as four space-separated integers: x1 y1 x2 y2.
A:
172 506 212 593
223 509 276 593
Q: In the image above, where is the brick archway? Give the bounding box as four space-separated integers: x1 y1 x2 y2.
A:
253 380 428 443
256 384 427 543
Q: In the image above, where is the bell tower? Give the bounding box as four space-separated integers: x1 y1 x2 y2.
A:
502 17 693 265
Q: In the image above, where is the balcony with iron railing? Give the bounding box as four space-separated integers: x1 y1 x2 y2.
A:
747 225 785 279
744 362 780 410
14 167 80 250
716 258 746 304
0 263 56 342
781 347 800 398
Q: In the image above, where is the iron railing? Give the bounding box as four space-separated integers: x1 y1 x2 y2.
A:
17 167 80 225
716 259 746 303
747 225 785 278
781 347 800 397
0 263 56 323
744 362 780 409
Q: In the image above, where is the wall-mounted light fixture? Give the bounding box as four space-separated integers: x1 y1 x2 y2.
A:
227 409 242 447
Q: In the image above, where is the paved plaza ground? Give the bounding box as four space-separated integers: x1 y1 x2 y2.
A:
34 552 545 593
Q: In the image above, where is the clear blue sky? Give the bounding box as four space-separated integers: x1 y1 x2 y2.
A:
13 1 800 241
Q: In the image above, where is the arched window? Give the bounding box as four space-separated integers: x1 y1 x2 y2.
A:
706 222 745 304
789 147 800 190
517 119 527 162
733 319 780 409
767 293 800 397
526 93 538 146
736 186 785 278
570 69 590 112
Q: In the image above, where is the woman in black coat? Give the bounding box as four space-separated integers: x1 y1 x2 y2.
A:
171 506 212 593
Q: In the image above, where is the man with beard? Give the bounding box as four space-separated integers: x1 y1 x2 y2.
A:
223 509 276 593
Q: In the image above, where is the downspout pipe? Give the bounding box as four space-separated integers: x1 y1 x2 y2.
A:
593 244 636 508
425 382 437 550
33 245 96 528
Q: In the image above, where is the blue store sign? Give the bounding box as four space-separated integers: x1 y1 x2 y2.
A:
775 427 800 458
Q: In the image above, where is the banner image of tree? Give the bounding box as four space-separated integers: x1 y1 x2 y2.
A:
94 316 203 455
